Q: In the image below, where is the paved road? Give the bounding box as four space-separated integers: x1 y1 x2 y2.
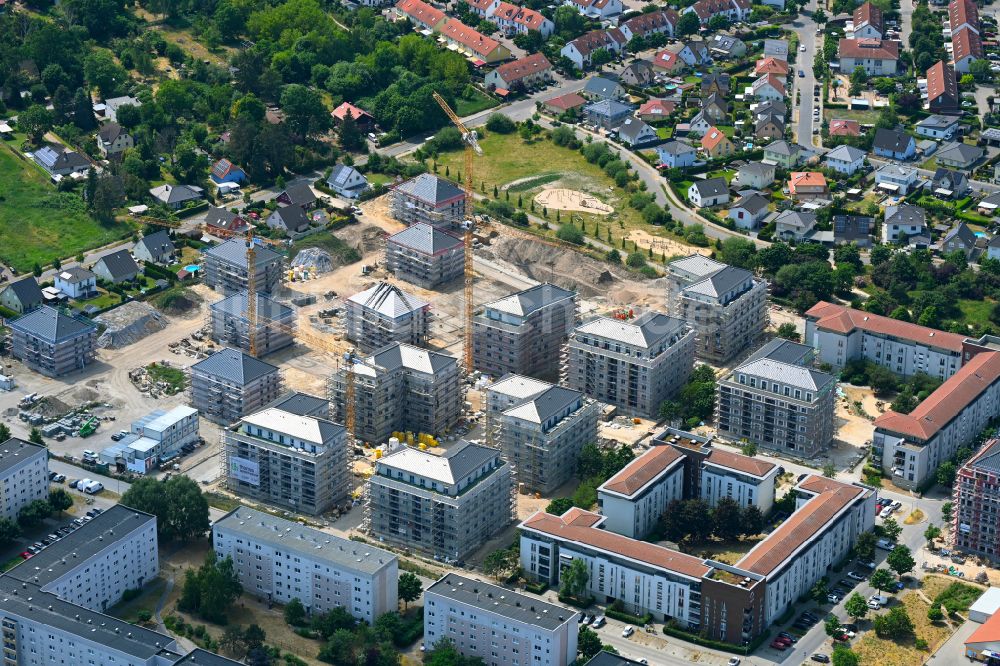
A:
793 5 821 146
868 156 1000 194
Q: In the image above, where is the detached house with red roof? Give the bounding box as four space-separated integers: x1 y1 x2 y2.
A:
829 119 861 137
485 53 552 91
701 126 735 158
754 56 790 77
393 0 447 31
651 47 683 73
440 19 511 63
787 171 828 199
560 29 627 70
563 0 622 20
331 101 375 132
838 38 899 75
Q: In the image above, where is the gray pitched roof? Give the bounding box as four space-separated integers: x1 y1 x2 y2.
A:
502 385 583 427
327 164 367 189
205 207 244 228
96 249 140 279
269 205 310 231
701 72 731 92
135 230 175 258
484 283 576 317
740 161 775 177
873 128 914 152
686 265 753 299
191 347 279 383
732 193 769 215
370 341 456 375
393 173 465 206
56 266 95 283
968 439 1000 475
932 167 969 193
428 573 575 631
735 356 834 391
937 141 984 164
747 337 813 365
174 649 243 666
378 440 499 485
692 177 728 198
3 277 42 308
774 209 817 229
387 223 464 255
833 215 873 239
97 122 126 143
755 99 787 118
266 391 329 417
917 114 960 130
658 140 696 156
584 652 646 666
765 139 799 157
9 305 96 342
575 311 686 348
584 76 623 97
347 282 429 317
210 290 293 321
825 145 866 163
204 238 282 266
584 99 633 118
149 183 202 204
279 182 317 207
884 203 926 226
617 118 654 141
942 222 976 247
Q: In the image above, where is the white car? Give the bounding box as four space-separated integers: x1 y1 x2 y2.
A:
876 538 894 550
868 600 881 610
728 659 742 666
800 44 807 52
622 625 635 638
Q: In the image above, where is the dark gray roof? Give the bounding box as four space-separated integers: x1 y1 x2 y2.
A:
756 113 784 131
575 311 688 348
583 76 623 97
701 72 731 92
685 265 754 299
150 184 202 205
932 167 969 193
428 573 575 631
55 266 95 283
747 337 813 365
692 177 729 198
704 92 729 112
392 173 465 206
740 161 775 177
210 290 293 321
0 438 46 475
765 140 799 157
942 222 976 247
617 118 654 142
885 203 926 226
755 99 787 118
278 182 317 207
825 145 866 163
918 114 959 130
937 141 984 164
774 209 817 228
873 128 914 152
968 439 1000 475
484 283 576 318
502 385 584 428
584 99 633 118
833 215 873 240
3 276 42 309
370 342 456 375
98 122 126 143
173 649 243 665
584 652 647 666
204 238 282 266
191 348 279 384
658 140 696 156
736 353 834 391
269 205 310 232
266 391 329 417
733 193 769 214
327 165 367 189
387 223 464 255
10 305 96 342
205 207 243 228
135 230 175 258
96 249 140 279
7 505 155 587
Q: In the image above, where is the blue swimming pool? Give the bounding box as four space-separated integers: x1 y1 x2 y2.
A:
184 264 201 272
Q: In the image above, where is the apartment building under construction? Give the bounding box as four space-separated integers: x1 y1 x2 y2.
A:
473 283 578 382
209 290 295 356
666 255 768 363
345 281 430 353
202 238 284 296
388 173 467 227
365 439 515 560
330 342 462 445
190 348 284 425
385 223 465 289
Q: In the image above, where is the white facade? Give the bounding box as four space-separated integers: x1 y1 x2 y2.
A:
425 573 578 666
0 439 48 521
131 405 200 460
688 182 730 207
597 446 685 539
701 456 778 515
53 269 97 300
824 146 866 175
213 507 398 623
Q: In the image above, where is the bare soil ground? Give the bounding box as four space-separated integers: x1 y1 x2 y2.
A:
535 187 614 215
626 229 711 260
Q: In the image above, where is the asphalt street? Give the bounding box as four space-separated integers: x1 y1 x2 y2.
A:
793 2 821 146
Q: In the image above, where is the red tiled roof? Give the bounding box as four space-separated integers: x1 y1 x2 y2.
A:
622 9 679 37
968 603 1000 646
829 119 861 136
805 301 967 352
926 61 958 105
949 0 979 34
853 1 883 32
395 0 445 26
521 509 712 579
797 474 854 495
789 171 827 193
737 483 865 575
753 73 785 95
638 99 676 117
441 18 502 58
874 351 1000 440
838 38 899 60
493 1 549 30
704 449 776 477
467 0 495 11
652 48 681 70
701 126 730 151
569 0 616 9
491 53 552 84
953 28 983 63
561 506 605 527
568 29 623 57
754 57 790 76
331 101 373 122
601 445 684 497
543 92 587 110
691 0 739 20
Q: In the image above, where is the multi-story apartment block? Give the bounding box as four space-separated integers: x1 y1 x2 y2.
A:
10 305 97 378
495 381 599 495
805 301 965 379
0 438 48 521
331 342 462 445
562 311 696 418
224 406 349 515
388 173 467 226
345 281 430 353
597 445 685 539
473 283 578 382
716 338 837 457
5 504 158 612
202 238 283 296
700 448 778 514
213 507 398 622
424 573 579 666
953 439 1000 562
385 223 466 289
873 349 1000 489
483 374 556 447
366 440 514 560
191 348 283 425
666 255 768 363
209 291 295 356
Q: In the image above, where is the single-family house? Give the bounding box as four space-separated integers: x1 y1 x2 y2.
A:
824 145 866 175
651 48 683 73
752 74 785 101
874 163 919 194
737 162 776 189
832 215 874 247
788 172 828 199
774 210 817 240
702 92 729 123
952 28 983 73
763 140 801 168
205 207 249 234
686 0 751 24
331 102 376 132
149 184 203 210
755 99 787 120
687 110 712 138
838 38 899 75
853 2 884 39
728 193 769 229
677 41 710 67
561 29 626 70
829 119 861 137
754 57 790 77
873 128 916 160
32 145 89 177
701 126 735 159
93 249 140 284
583 76 626 101
96 122 133 158
940 222 977 257
883 203 927 243
701 73 731 97
103 96 141 123
619 60 655 87
617 118 658 147
584 99 633 129
564 0 622 20
326 165 370 199
688 177 730 207
133 230 176 265
210 159 247 185
763 39 789 62
440 19 511 63
543 93 587 115
709 35 747 59
0 277 43 314
485 53 553 91
980 193 1000 219
637 99 676 122
989 235 1000 261
936 141 984 170
393 0 447 31
657 140 697 168
755 114 785 140
267 206 312 237
930 167 970 198
54 267 97 300
276 183 318 209
620 10 679 41
926 61 960 113
916 114 960 140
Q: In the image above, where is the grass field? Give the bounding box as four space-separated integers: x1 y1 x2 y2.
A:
823 108 884 124
146 363 187 395
959 298 995 329
0 147 131 273
454 88 500 117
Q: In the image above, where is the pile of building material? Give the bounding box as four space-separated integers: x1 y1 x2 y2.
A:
167 325 217 360
95 302 168 348
291 247 335 274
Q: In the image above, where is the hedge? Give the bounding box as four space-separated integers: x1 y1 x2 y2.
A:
176 201 210 218
606 608 652 626
557 594 594 608
524 581 548 594
662 622 770 656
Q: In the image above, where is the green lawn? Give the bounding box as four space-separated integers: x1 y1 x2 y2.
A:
959 298 996 328
0 146 131 273
366 172 395 187
80 288 121 311
822 108 884 124
656 126 674 139
454 88 500 117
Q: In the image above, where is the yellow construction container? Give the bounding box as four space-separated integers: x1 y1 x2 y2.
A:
418 443 427 450
374 449 382 459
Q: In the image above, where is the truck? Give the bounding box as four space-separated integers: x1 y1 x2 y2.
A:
79 417 98 438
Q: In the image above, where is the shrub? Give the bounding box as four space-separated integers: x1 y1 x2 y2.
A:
556 224 585 245
485 113 516 134
626 251 647 268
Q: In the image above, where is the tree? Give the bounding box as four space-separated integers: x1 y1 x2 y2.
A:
311 606 356 640
83 50 128 97
19 105 52 144
924 524 941 550
220 626 247 657
887 545 915 578
556 224 585 244
0 424 9 442
243 624 266 650
577 627 603 659
936 461 957 487
120 476 210 542
740 441 758 457
677 11 700 36
832 646 860 666
546 497 573 515
0 516 22 547
177 553 242 623
485 113 516 134
742 505 764 536
823 463 837 478
942 502 953 523
560 557 589 600
970 58 994 84
48 489 73 513
713 497 743 541
339 112 363 152
17 499 51 528
284 598 306 626
605 249 621 264
845 592 868 620
776 323 801 342
927 605 944 622
882 517 902 542
398 571 423 609
425 638 485 666
855 531 877 561
824 615 842 637
28 428 44 446
626 251 647 268
483 549 519 581
870 568 896 593
873 606 914 639
849 66 868 96
280 84 331 140
245 647 271 666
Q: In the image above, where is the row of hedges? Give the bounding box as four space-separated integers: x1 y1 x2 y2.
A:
605 608 652 626
662 622 770 656
175 201 210 219
557 594 595 609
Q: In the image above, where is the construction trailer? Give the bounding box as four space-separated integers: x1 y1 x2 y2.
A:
344 282 430 354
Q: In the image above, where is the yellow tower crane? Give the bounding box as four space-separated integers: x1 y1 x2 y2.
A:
432 91 481 373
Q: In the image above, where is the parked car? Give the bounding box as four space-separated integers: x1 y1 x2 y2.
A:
52 474 65 483
848 571 867 581
800 44 807 51
859 560 876 569
827 594 841 604
592 616 606 629
879 506 894 519
868 600 881 610
622 626 635 638
778 632 798 643
876 538 894 550
770 640 788 651
870 594 889 606
799 70 805 77
578 614 586 624
811 654 831 663
727 659 741 666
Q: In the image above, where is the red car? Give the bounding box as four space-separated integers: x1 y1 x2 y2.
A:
775 636 793 646
770 640 788 650
19 551 31 560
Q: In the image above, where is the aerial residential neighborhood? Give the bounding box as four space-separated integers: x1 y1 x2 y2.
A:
2 0 1000 663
